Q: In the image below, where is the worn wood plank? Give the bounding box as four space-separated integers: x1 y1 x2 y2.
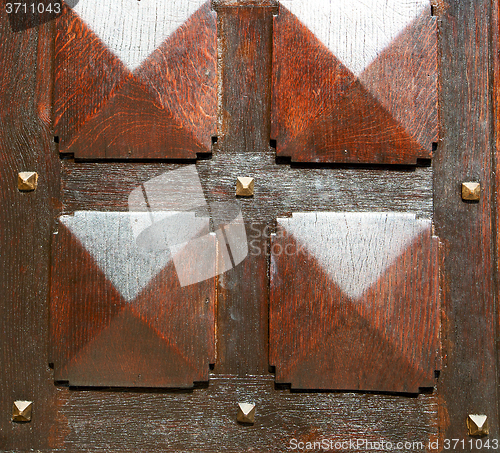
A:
2 0 479 450
60 160 434 219
44 376 439 452
0 11 60 452
270 212 440 393
54 1 217 158
494 0 500 442
50 211 216 387
271 1 437 164
215 3 276 155
434 0 499 442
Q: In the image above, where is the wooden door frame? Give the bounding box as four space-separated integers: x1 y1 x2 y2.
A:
0 0 499 450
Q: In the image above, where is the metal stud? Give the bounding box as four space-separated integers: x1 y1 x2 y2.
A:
236 177 254 197
237 402 256 424
461 182 480 201
12 401 33 422
18 172 38 192
467 414 489 437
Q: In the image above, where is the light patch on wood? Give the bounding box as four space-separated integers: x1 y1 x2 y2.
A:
278 0 430 75
72 0 208 70
278 212 429 299
60 212 180 301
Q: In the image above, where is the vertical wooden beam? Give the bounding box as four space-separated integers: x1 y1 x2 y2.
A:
0 15 60 450
435 0 499 442
214 0 277 155
211 1 276 374
493 0 500 440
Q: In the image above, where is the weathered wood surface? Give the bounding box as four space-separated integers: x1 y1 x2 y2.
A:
434 0 499 444
1 0 497 451
271 1 438 164
61 161 434 219
0 12 61 451
54 1 216 159
270 212 440 393
46 376 439 452
215 2 277 155
50 212 216 387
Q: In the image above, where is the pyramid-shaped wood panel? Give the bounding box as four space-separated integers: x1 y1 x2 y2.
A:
271 2 438 164
54 1 216 159
50 214 216 387
270 213 440 393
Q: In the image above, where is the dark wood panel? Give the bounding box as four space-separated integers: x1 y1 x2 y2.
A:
434 0 499 442
215 225 269 375
359 10 438 152
46 376 438 452
61 77 206 159
271 4 437 164
0 12 61 451
1 0 493 451
215 3 276 154
270 212 440 393
135 2 217 153
54 2 216 159
61 160 434 220
495 0 500 436
50 213 216 387
53 7 130 152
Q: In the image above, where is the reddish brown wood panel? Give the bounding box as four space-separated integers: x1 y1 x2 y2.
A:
271 3 437 164
270 212 440 393
434 0 499 441
50 212 216 387
54 1 216 159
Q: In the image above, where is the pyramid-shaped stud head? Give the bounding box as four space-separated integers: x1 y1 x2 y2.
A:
467 414 489 437
237 402 256 424
461 182 481 201
18 172 38 191
12 401 33 422
236 177 254 197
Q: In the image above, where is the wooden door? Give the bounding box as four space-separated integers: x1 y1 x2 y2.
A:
1 0 498 451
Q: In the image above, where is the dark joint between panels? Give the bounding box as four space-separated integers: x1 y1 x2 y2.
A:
51 378 437 397
281 386 436 397
55 135 433 169
211 0 279 10
271 140 433 170
53 380 210 394
279 159 431 172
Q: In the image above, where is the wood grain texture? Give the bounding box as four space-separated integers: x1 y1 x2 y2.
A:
61 77 207 159
0 11 61 451
359 10 438 151
215 3 276 155
70 0 208 71
54 2 216 159
6 0 495 450
47 376 439 452
495 0 500 440
270 213 440 393
50 214 216 387
271 4 437 164
60 161 434 219
434 0 499 442
277 0 431 76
